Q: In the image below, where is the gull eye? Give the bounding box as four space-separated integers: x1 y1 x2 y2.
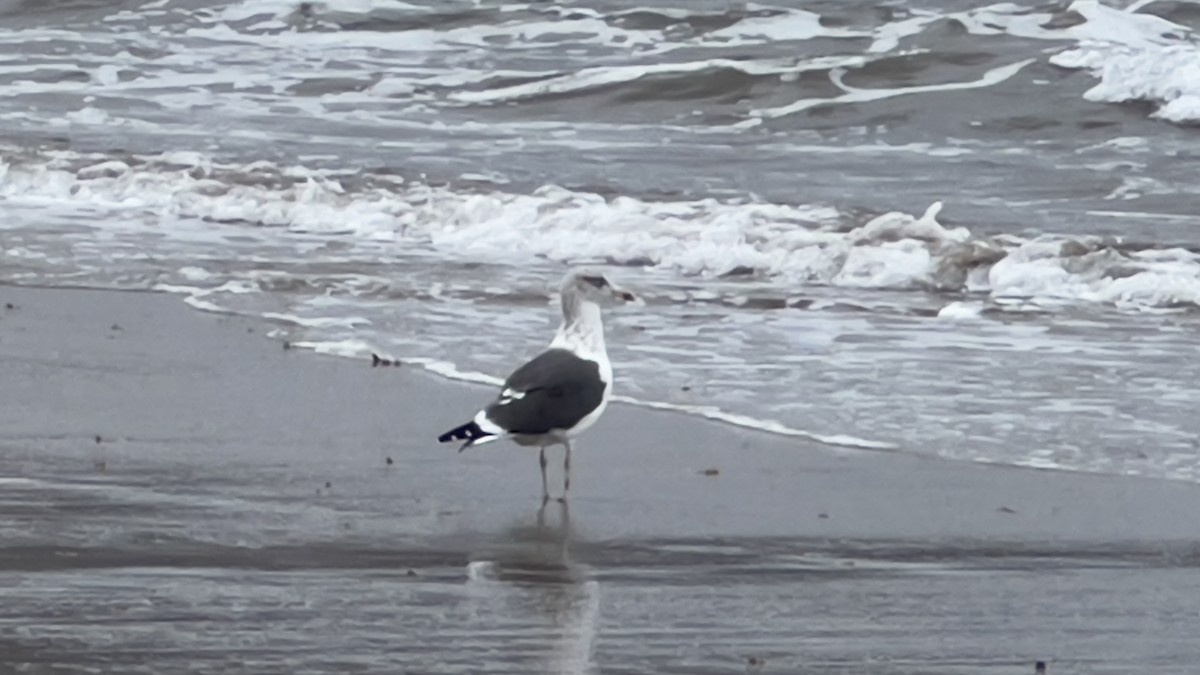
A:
581 275 608 289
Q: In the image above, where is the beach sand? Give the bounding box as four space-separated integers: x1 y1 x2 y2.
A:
2 285 1199 674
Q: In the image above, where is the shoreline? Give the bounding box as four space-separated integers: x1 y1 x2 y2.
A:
2 283 1200 544
4 283 1200 674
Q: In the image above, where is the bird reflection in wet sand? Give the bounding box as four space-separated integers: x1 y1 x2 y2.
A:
465 502 601 674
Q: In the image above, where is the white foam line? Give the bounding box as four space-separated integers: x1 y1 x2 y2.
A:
181 295 232 314
290 338 372 357
261 312 372 329
709 7 861 42
400 356 504 387
761 141 973 158
153 284 247 316
752 58 1036 120
608 395 896 451
376 354 895 451
450 56 867 105
1086 210 1199 221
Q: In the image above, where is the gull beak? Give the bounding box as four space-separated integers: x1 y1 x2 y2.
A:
612 285 642 306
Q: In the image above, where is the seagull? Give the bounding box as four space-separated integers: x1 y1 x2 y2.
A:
438 268 638 502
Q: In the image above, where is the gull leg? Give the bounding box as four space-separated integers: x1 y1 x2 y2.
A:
560 440 572 501
558 498 572 557
539 446 549 504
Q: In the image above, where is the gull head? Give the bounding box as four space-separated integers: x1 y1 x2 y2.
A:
561 267 640 306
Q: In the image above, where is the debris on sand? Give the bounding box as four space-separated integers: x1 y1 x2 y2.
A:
371 353 401 367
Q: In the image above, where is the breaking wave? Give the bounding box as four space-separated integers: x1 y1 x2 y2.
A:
3 149 1200 312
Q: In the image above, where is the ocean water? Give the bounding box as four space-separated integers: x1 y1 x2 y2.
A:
3 0 1200 480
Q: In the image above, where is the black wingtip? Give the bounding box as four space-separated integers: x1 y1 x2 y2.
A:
372 353 382 367
439 421 494 450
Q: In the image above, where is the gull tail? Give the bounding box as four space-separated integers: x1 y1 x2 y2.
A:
438 420 499 453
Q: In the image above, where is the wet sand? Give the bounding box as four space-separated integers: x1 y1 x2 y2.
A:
2 285 1200 674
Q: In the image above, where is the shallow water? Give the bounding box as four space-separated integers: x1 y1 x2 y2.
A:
4 468 1200 675
3 0 1200 479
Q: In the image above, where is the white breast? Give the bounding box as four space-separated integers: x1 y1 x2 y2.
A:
547 298 613 440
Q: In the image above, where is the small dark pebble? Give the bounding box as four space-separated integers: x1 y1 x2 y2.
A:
4 302 15 310
997 506 1017 514
406 569 417 577
747 655 764 667
282 340 292 350
110 323 122 331
700 468 719 477
246 327 254 333
818 512 829 519
681 385 691 392
94 434 102 444
386 456 394 466
324 481 332 489
1035 661 1046 674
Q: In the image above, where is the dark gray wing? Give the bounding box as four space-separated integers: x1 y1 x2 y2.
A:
484 348 606 435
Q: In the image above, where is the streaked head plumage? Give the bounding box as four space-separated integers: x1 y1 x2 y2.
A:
561 267 638 305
